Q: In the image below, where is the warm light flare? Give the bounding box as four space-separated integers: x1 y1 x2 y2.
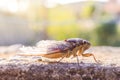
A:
0 0 108 12
0 0 29 13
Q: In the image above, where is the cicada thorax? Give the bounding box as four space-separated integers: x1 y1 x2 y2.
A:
64 38 91 57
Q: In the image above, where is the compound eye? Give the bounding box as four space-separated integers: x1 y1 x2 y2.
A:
83 40 87 44
83 40 91 45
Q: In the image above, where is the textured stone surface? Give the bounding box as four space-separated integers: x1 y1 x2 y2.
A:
0 46 120 80
0 61 120 80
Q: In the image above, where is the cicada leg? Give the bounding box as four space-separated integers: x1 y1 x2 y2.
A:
81 53 98 63
57 50 72 62
70 50 80 66
77 47 98 63
57 54 66 62
71 47 84 63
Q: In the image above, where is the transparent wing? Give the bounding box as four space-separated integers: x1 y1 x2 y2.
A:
19 40 72 55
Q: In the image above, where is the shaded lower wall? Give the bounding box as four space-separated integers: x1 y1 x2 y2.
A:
0 59 119 80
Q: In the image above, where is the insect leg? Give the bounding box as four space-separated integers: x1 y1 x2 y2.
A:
70 50 80 65
76 54 80 66
77 47 84 56
81 53 98 63
57 54 66 62
57 50 71 62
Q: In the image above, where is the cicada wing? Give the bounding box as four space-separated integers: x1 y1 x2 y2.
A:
18 46 63 56
18 40 71 56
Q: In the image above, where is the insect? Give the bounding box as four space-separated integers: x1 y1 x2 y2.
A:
19 38 98 63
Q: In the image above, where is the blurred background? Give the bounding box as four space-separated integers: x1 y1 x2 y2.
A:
0 0 120 46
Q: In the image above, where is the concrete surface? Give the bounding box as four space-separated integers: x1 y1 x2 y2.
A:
0 46 120 80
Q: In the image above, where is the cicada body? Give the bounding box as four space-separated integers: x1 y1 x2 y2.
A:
19 38 98 63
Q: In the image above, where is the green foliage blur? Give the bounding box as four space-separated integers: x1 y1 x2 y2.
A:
94 20 117 46
1 1 120 46
45 2 120 46
4 1 118 46
80 2 95 19
47 3 94 40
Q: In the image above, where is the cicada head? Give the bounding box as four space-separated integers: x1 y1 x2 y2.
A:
65 38 91 50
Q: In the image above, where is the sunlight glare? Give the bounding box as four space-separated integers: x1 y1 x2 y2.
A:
0 0 28 13
7 0 18 13
46 0 108 8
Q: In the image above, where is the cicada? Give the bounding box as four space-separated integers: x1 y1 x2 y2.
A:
19 38 98 63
